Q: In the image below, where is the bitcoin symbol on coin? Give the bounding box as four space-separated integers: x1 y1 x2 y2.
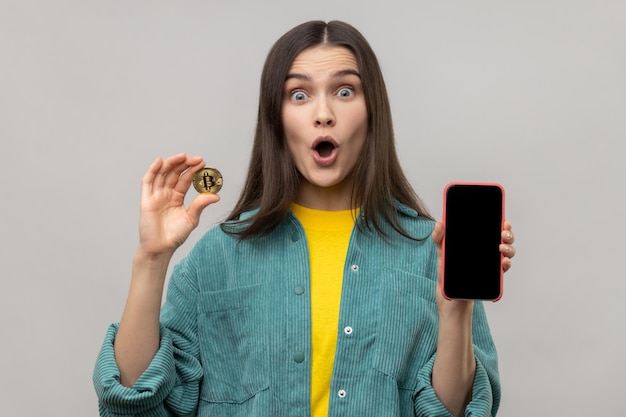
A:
193 167 223 194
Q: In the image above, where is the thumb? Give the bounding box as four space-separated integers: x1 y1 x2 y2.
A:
188 193 220 222
431 221 444 247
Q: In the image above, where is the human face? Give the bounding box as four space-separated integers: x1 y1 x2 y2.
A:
282 46 368 210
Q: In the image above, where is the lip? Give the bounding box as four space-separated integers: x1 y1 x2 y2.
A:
311 135 339 167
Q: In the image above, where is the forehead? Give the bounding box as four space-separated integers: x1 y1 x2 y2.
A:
288 46 358 74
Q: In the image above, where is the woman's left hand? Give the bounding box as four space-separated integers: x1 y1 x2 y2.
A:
499 220 516 272
430 221 515 415
431 220 516 311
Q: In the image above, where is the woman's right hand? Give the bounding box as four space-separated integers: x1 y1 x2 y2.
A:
138 153 220 258
116 153 218 386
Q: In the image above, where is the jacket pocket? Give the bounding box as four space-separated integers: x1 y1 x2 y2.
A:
372 268 438 389
197 283 269 404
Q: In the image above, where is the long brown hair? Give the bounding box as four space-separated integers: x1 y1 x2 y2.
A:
223 20 433 239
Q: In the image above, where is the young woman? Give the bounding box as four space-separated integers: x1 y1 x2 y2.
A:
94 20 515 417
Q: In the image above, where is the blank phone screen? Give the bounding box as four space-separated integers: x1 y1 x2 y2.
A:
443 183 504 300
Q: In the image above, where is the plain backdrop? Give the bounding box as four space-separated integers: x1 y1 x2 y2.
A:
1 1 625 416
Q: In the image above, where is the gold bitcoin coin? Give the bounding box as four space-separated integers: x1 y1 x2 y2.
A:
192 167 223 194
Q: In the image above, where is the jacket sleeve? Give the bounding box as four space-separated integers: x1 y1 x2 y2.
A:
413 301 501 417
93 259 203 417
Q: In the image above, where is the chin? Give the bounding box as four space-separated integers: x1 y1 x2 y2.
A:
308 175 351 191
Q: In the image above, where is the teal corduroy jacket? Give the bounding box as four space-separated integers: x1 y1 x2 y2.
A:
93 203 500 416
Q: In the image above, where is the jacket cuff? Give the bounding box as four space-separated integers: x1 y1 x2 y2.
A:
415 354 495 417
92 323 177 414
464 358 494 416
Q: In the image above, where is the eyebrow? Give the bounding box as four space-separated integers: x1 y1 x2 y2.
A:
285 69 362 81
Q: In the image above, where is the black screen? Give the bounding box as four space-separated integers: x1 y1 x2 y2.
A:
443 184 504 300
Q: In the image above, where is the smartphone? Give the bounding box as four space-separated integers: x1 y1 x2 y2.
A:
442 182 505 301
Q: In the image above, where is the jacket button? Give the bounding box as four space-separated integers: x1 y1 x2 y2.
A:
338 389 347 398
294 285 305 295
291 232 300 242
293 352 305 363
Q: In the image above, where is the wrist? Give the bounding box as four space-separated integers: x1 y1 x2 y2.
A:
135 246 175 264
438 299 474 322
130 249 173 290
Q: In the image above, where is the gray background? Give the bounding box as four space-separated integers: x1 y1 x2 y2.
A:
1 0 624 416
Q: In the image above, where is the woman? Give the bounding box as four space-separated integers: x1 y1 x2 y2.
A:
94 20 515 417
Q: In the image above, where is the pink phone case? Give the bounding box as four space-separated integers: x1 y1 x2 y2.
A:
441 182 505 302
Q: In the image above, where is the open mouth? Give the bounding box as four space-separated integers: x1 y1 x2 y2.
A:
311 136 339 166
315 141 336 157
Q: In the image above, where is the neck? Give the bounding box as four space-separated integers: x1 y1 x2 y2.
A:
295 180 358 211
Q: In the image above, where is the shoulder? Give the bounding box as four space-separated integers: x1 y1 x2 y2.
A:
393 201 436 239
188 209 291 260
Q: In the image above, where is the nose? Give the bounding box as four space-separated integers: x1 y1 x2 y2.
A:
315 116 335 127
314 98 335 127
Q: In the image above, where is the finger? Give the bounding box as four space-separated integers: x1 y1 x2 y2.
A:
187 193 220 223
155 153 187 188
502 257 512 272
500 243 516 259
174 160 205 195
164 155 204 189
502 230 515 244
502 220 514 244
502 229 515 244
163 157 201 189
141 157 164 198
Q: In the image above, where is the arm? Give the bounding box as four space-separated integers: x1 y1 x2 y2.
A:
115 251 172 386
432 301 475 416
430 221 515 416
111 153 219 386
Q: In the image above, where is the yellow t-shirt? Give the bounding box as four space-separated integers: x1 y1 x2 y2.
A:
290 203 358 417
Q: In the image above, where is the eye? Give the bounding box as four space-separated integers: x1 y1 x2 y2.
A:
290 91 309 101
337 87 354 98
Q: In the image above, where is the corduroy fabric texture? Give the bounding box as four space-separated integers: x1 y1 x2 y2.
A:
93 202 500 416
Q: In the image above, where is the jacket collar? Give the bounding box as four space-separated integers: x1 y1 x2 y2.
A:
238 199 419 221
